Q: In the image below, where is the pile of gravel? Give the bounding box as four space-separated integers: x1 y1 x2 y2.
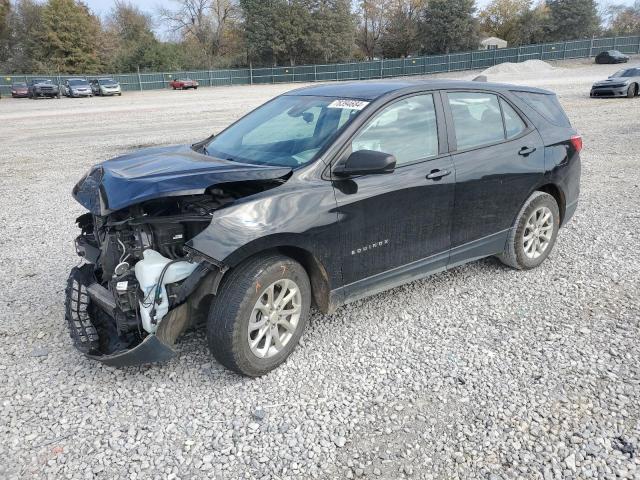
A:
482 59 555 76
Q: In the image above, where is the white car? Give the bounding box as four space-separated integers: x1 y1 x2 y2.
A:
90 78 122 96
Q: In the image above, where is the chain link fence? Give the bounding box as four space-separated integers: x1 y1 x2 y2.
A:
2 35 639 96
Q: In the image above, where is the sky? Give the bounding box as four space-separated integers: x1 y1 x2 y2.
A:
83 0 638 16
82 0 637 31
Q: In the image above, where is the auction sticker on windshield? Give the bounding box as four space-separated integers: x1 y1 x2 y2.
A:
328 99 369 110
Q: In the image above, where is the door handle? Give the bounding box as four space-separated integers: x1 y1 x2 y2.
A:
426 169 451 180
518 146 537 156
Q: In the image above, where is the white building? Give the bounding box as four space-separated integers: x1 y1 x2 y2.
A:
480 37 508 50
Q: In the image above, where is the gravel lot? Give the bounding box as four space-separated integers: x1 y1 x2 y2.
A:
1 57 639 479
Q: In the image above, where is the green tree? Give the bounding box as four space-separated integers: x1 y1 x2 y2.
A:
479 0 530 45
517 2 549 45
0 0 10 64
380 0 424 58
546 0 600 40
39 0 101 73
421 0 479 54
307 0 355 63
105 1 157 71
4 0 45 72
240 0 279 65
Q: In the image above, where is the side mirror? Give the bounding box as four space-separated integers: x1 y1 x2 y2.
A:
333 149 396 177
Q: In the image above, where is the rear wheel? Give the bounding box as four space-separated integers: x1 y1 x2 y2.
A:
207 253 311 376
498 191 560 270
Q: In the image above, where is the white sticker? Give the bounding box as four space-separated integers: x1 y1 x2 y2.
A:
328 99 369 110
116 281 128 291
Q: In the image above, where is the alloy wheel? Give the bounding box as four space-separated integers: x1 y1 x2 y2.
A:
248 279 302 359
523 206 553 259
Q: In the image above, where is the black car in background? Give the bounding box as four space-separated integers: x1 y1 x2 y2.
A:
595 50 630 64
67 79 582 376
27 78 60 99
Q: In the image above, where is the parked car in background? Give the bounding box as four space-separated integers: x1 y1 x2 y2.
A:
90 78 122 96
590 66 640 98
11 82 28 98
66 79 581 376
595 50 630 64
28 78 60 99
62 78 93 98
169 78 199 90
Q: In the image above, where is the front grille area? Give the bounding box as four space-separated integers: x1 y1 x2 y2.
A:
592 90 615 96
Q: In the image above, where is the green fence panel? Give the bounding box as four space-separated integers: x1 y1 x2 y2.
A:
2 35 639 96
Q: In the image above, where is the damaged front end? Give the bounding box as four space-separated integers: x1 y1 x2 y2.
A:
64 195 229 366
65 146 290 366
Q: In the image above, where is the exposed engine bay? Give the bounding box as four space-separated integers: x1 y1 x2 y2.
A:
65 180 282 365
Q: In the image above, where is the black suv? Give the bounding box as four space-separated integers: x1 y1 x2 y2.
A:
67 79 581 376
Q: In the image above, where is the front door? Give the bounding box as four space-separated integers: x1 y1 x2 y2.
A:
332 92 455 300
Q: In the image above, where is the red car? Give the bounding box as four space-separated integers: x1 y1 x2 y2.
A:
169 78 199 90
11 82 29 98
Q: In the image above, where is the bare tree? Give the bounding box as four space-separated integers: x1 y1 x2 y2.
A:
357 0 391 60
158 0 238 63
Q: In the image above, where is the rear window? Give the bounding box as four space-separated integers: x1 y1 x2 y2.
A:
513 92 571 127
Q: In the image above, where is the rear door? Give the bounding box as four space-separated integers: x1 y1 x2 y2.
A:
443 90 545 266
333 92 455 296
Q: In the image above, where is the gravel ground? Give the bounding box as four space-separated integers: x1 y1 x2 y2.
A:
1 57 639 480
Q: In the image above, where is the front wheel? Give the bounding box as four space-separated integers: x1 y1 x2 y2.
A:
207 253 311 376
627 84 636 98
498 191 560 270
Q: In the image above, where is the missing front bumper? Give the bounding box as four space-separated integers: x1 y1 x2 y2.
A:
64 264 177 366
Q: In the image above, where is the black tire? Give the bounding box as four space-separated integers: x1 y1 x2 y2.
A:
627 84 636 98
207 253 311 377
498 191 560 270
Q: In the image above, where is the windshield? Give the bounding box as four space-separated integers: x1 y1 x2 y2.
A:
99 79 117 85
33 79 52 84
204 95 368 167
68 79 88 86
611 68 639 78
13 83 27 87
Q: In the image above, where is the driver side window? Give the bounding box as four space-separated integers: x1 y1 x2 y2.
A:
351 94 439 166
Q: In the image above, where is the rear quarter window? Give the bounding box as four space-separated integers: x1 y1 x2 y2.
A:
513 91 571 127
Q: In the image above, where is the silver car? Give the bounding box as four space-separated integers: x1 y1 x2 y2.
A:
90 78 122 96
590 67 640 98
62 78 93 98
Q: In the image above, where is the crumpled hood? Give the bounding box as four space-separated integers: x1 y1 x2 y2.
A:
72 144 292 215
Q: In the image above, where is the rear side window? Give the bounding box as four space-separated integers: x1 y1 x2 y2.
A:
513 91 570 127
500 99 526 139
448 92 504 150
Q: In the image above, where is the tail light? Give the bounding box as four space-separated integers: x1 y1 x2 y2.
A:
570 135 583 153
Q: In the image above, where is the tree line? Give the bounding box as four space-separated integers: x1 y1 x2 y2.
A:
0 0 638 75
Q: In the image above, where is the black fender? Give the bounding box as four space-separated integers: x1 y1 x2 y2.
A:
186 177 343 307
